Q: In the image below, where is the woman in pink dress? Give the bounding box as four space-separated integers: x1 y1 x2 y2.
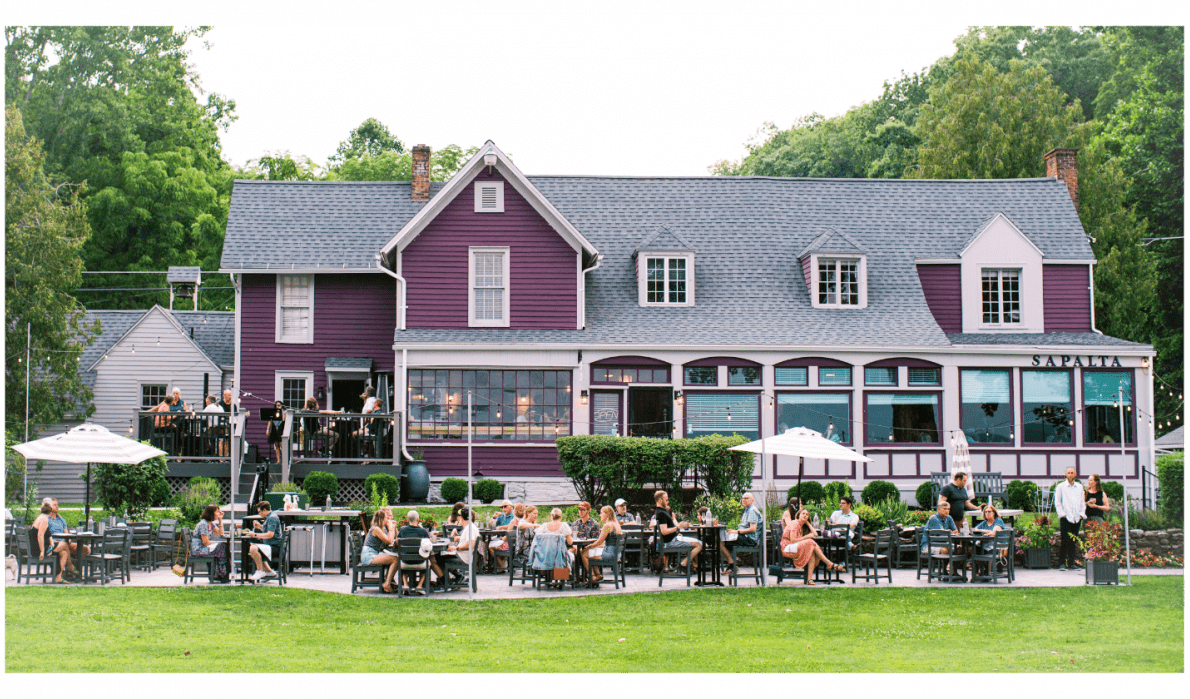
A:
780 508 844 583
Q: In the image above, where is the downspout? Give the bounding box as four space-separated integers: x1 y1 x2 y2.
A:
580 253 604 329
375 253 414 461
375 252 407 331
1088 262 1103 334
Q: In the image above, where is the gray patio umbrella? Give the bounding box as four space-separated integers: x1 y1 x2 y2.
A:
11 423 167 523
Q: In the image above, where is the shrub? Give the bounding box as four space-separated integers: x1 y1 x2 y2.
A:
861 480 899 506
915 481 935 509
270 480 303 493
92 450 170 519
151 477 172 507
1101 480 1124 504
1157 452 1183 522
693 493 745 527
302 471 339 507
363 473 400 506
871 496 908 526
178 477 222 526
1005 479 1038 512
852 503 886 532
1019 515 1058 549
822 481 853 505
474 478 504 503
786 480 825 504
439 477 468 503
555 434 752 506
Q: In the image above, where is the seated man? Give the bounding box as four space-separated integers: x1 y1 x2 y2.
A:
396 510 442 594
921 500 963 580
653 490 702 570
242 500 283 581
493 500 516 529
443 507 479 589
571 501 601 540
32 498 77 583
720 492 762 568
828 496 860 548
614 498 639 525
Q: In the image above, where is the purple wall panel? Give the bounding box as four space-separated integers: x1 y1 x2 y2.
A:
402 169 578 329
917 265 962 333
419 446 563 478
1043 264 1093 332
240 273 396 451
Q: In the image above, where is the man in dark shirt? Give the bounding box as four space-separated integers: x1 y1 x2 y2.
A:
939 473 977 529
396 510 440 593
653 490 702 570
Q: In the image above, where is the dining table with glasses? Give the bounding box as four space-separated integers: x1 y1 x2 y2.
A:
569 538 597 588
680 524 726 587
48 530 103 583
813 529 849 584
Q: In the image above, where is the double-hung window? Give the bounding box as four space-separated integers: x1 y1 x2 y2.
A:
981 269 1021 324
639 253 694 306
276 274 314 343
818 258 860 306
469 247 510 327
141 384 168 410
274 371 313 410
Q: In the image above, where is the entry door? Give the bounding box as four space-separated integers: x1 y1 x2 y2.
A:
331 378 366 412
629 387 673 438
591 391 623 436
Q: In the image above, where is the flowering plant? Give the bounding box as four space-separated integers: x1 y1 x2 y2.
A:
1079 520 1123 561
1018 515 1058 549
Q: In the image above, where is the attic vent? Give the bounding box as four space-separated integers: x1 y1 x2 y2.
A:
474 181 504 213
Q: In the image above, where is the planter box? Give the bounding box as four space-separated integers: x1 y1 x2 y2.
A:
1025 547 1051 569
1085 559 1119 585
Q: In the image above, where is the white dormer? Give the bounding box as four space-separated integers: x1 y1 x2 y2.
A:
633 225 696 307
959 213 1045 333
798 227 869 309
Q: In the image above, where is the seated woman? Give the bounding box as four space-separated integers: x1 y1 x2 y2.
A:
360 507 400 594
301 396 341 456
514 505 539 564
779 508 844 584
191 505 231 583
578 505 623 586
529 508 574 585
973 504 1008 574
779 497 801 530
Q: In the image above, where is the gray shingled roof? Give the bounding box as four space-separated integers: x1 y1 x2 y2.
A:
798 227 868 257
221 180 444 269
167 266 201 283
325 357 373 371
946 333 1147 347
75 310 144 390
171 311 235 366
1155 425 1183 448
635 224 695 252
223 174 1110 347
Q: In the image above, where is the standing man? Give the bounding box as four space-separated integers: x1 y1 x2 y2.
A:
653 490 702 570
243 500 283 581
828 496 861 548
1054 468 1086 571
220 389 236 413
939 472 979 530
720 492 762 568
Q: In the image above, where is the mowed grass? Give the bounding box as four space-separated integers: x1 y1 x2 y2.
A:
5 577 1182 673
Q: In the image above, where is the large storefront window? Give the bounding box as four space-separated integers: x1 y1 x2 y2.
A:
408 369 572 441
685 393 759 441
866 393 940 444
777 393 850 444
1021 371 1072 444
961 369 1013 443
1084 371 1134 444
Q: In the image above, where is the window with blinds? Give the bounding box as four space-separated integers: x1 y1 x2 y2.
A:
1083 371 1134 444
473 181 504 212
960 369 1012 443
592 392 621 436
685 393 759 441
469 247 510 327
865 367 897 386
774 367 808 385
908 367 940 385
818 367 851 386
277 274 313 343
1021 370 1072 444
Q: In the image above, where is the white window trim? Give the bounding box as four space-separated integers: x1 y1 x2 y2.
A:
274 371 314 409
637 251 695 307
468 246 511 328
473 181 505 213
275 274 315 344
978 267 1023 328
810 254 868 309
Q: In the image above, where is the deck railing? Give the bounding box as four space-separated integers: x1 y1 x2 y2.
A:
135 410 233 460
287 411 396 463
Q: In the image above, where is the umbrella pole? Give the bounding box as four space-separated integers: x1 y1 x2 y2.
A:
796 456 804 506
761 443 767 586
85 462 91 524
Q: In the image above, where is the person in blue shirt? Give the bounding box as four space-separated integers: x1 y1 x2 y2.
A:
493 500 516 528
720 492 763 569
973 503 1008 564
243 500 283 581
922 500 963 580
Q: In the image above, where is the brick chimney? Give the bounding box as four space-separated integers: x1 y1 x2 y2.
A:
411 144 431 201
1044 148 1078 209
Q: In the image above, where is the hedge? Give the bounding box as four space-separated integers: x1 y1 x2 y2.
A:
861 480 899 505
302 471 339 507
364 473 400 506
555 434 753 507
1157 452 1183 522
474 479 504 503
440 478 468 503
915 481 934 509
1005 479 1038 512
787 481 825 504
823 481 852 505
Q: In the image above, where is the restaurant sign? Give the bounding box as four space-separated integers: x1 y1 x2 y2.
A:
1031 355 1123 368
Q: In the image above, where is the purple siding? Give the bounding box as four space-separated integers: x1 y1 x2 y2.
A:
419 445 563 478
240 273 396 451
403 169 578 329
917 265 962 333
1044 264 1093 332
591 355 670 366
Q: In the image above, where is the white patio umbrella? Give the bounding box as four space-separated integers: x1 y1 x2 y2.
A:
950 431 974 500
11 423 167 523
730 427 873 584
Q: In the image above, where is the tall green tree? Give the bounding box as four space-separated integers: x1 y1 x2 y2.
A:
913 55 1083 179
328 143 479 181
327 117 403 164
5 105 97 440
5 26 236 311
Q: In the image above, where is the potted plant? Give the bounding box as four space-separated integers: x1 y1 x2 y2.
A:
1018 515 1058 569
1080 520 1122 585
265 480 308 511
402 450 430 502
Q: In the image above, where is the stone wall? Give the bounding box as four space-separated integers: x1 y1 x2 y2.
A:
1129 528 1183 557
425 479 579 505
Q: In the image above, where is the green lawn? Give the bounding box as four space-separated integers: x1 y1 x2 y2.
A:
5 578 1182 672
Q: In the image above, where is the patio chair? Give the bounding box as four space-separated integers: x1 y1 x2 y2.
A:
19 528 60 584
508 526 536 587
924 529 967 583
619 526 648 574
86 528 131 585
254 530 290 586
587 532 625 589
180 527 217 585
727 531 763 587
127 522 154 571
396 537 431 595
890 524 919 568
654 523 694 587
150 521 178 569
442 548 479 593
970 528 1014 584
348 531 386 594
852 528 894 584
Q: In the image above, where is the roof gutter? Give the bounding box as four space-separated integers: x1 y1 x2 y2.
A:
374 253 407 331
580 253 604 329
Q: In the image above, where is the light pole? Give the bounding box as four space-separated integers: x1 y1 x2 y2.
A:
1119 387 1132 585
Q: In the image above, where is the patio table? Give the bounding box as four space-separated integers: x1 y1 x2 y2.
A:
570 538 596 588
244 509 360 574
50 531 102 583
813 532 848 584
681 525 725 587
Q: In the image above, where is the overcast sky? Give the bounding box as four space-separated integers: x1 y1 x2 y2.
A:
18 1 1186 177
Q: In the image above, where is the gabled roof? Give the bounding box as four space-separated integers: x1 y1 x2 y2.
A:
379 141 598 259
958 212 1044 258
167 266 201 284
171 311 235 367
634 224 695 254
797 226 868 258
84 306 231 372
